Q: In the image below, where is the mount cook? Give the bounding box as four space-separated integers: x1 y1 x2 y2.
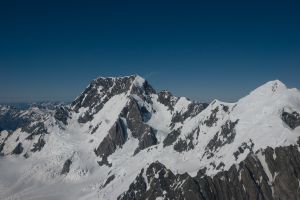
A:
1 75 300 200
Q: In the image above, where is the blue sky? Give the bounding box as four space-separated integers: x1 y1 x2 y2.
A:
0 0 300 103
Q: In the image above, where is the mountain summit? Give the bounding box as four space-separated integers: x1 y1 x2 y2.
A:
0 76 300 200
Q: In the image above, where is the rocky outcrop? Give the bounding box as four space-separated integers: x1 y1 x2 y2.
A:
31 135 46 152
123 98 158 155
94 119 127 161
118 161 202 200
12 142 23 155
195 145 300 200
97 156 112 167
54 106 70 125
205 120 239 158
0 131 12 156
120 145 300 200
174 132 198 153
121 99 151 138
101 175 115 189
61 159 72 175
282 110 300 129
131 80 156 105
95 97 159 160
233 139 254 160
90 123 101 134
163 129 181 147
134 128 158 155
157 90 177 111
172 127 200 153
185 102 209 118
23 122 48 140
171 102 208 128
203 107 219 127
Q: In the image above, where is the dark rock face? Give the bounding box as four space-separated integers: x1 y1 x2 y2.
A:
163 129 181 147
54 106 70 125
282 110 300 129
222 105 229 112
123 98 158 155
31 136 46 152
61 159 72 175
94 118 127 161
205 120 239 157
118 161 202 200
0 132 12 156
23 122 48 140
90 123 100 134
78 113 93 124
262 146 300 200
97 157 112 167
134 128 158 155
118 168 147 200
173 132 195 153
94 96 158 160
121 99 150 138
219 120 239 144
195 145 300 200
12 142 23 155
0 144 4 155
186 102 209 118
120 145 300 200
141 80 156 96
233 139 254 160
171 102 208 128
131 80 156 105
101 175 115 189
157 90 177 111
203 107 219 127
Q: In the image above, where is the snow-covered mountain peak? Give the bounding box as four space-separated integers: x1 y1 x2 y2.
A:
234 80 295 113
159 89 173 96
70 75 155 123
132 74 146 87
91 75 146 89
248 80 287 97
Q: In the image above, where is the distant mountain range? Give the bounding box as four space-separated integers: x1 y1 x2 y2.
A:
1 101 69 110
0 75 300 200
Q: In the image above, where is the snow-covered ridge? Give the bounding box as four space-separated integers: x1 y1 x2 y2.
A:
0 77 300 200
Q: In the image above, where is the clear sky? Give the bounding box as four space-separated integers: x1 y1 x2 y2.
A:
1 0 299 103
